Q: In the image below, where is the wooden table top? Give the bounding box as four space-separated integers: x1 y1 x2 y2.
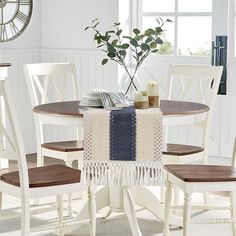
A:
33 100 209 117
0 63 11 67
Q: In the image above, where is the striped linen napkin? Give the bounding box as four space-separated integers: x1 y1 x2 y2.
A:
100 92 131 110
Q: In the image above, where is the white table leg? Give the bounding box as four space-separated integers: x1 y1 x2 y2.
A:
123 187 142 236
163 181 173 236
133 187 182 226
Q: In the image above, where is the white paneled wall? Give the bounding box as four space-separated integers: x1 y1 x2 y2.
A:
0 48 117 154
0 49 41 153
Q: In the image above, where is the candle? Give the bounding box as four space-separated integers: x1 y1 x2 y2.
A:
147 82 160 107
134 91 149 109
134 91 148 102
147 82 159 96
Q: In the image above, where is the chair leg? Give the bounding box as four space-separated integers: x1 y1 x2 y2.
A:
183 193 192 236
89 187 96 236
163 181 173 236
66 159 73 217
21 196 30 236
0 192 2 210
174 187 180 206
56 195 64 236
230 191 236 236
203 192 210 206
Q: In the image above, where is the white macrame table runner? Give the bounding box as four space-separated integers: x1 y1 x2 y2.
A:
82 107 163 187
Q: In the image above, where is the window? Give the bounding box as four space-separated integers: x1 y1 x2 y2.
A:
140 0 212 56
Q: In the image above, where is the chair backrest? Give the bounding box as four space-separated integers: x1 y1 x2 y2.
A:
0 79 29 192
24 63 79 107
167 64 223 149
168 64 223 110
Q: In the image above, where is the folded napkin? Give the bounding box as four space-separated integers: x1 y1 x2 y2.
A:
100 92 130 110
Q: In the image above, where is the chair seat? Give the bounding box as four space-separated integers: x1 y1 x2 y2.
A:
164 164 236 182
163 144 204 156
41 140 83 152
1 164 81 188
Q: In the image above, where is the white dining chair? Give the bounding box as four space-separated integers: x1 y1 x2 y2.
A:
163 137 236 236
24 63 83 214
162 64 223 204
0 78 96 236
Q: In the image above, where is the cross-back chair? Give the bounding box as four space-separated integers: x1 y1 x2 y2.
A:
164 137 236 236
24 62 83 168
0 77 96 236
164 64 223 165
24 63 84 214
162 64 223 205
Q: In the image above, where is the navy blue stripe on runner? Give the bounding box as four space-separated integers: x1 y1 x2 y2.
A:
110 106 136 161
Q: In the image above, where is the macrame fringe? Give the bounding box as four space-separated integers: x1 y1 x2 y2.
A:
81 160 164 187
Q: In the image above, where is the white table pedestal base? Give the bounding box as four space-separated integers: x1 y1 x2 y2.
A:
65 187 182 235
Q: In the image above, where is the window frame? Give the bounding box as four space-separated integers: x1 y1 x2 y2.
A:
137 0 213 57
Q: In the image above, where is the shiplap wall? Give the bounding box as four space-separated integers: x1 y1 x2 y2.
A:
0 48 117 154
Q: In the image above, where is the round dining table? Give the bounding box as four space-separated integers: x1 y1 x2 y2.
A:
33 100 209 235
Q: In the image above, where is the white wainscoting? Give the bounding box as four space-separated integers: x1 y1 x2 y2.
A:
0 49 41 154
0 48 118 154
0 48 234 158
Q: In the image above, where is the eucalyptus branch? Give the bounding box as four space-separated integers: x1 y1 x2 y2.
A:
85 18 172 95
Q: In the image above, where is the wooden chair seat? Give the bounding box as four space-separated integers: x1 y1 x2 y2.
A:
164 164 236 182
1 164 81 188
163 144 204 156
41 140 83 152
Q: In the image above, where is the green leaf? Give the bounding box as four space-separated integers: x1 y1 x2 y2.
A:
97 44 103 48
155 27 162 33
130 39 138 46
85 26 90 31
141 43 150 51
114 22 121 26
121 43 129 49
133 28 141 35
107 52 116 58
151 49 159 53
108 45 116 53
92 18 99 23
156 38 163 44
145 37 152 44
112 39 118 45
167 18 173 22
102 59 108 65
135 35 142 41
156 18 160 25
116 29 122 36
119 50 127 57
138 51 143 56
150 42 157 49
93 22 99 28
145 29 155 36
108 30 115 33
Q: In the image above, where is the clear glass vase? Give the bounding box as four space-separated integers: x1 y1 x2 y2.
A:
119 73 142 101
